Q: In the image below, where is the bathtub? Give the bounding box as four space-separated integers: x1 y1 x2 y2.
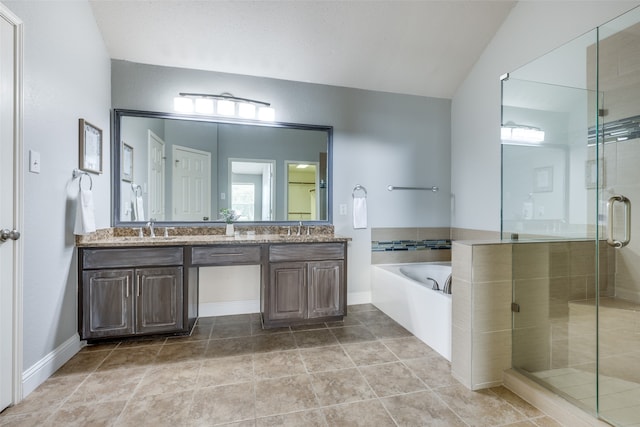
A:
371 262 452 361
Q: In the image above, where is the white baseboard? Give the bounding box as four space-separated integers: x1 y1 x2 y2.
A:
199 300 261 317
347 291 371 306
198 293 372 318
22 333 82 398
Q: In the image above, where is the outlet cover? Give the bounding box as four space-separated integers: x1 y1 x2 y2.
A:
29 150 41 173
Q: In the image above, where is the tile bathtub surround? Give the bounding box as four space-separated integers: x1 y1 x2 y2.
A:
0 304 565 427
371 227 452 264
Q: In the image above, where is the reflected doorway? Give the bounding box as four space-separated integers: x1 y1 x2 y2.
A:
285 162 319 221
229 159 275 221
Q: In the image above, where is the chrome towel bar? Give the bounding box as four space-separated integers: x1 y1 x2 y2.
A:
387 185 438 192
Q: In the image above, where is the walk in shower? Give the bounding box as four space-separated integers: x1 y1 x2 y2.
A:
502 6 640 426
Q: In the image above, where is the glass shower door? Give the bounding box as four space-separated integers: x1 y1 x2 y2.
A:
596 7 640 425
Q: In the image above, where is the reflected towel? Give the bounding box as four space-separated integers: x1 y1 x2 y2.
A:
134 195 145 221
74 188 96 235
353 196 367 229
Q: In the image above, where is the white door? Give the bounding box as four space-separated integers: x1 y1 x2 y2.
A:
147 131 165 221
172 145 211 221
0 4 22 411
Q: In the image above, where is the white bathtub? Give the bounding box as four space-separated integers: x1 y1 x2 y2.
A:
371 262 452 361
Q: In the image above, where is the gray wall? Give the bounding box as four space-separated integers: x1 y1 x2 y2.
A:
5 0 111 386
112 60 452 299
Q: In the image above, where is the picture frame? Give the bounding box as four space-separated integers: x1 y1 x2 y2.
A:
79 119 103 174
533 166 553 193
122 142 134 182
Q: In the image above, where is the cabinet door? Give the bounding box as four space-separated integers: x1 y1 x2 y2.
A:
82 269 134 339
307 261 344 318
268 262 307 321
135 267 184 334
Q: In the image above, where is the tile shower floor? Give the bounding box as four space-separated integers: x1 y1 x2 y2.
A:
0 304 563 427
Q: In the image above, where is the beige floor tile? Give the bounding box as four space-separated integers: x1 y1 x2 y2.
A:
53 350 111 377
1 375 84 415
115 390 194 427
381 390 467 426
97 346 162 371
341 341 398 366
403 356 458 389
489 386 543 418
325 316 362 327
366 322 412 339
346 303 380 313
350 310 395 325
434 384 528 427
323 399 396 426
206 336 255 358
210 322 251 339
152 340 208 365
256 409 326 427
292 329 338 348
0 410 54 426
330 325 376 344
253 350 305 380
253 333 297 353
359 362 426 397
382 336 439 360
49 400 126 427
198 355 254 387
310 368 375 406
299 345 354 372
189 382 255 426
134 361 201 397
254 374 318 418
67 367 147 404
531 416 565 427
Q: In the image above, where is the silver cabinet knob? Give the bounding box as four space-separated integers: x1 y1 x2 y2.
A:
0 229 20 242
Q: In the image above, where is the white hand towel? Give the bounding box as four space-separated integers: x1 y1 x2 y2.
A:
134 195 145 221
74 188 96 235
353 196 368 229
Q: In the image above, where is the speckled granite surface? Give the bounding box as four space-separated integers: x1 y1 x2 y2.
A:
76 225 348 247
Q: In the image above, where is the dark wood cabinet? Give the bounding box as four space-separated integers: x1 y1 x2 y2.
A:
263 243 346 327
79 247 187 341
82 269 134 338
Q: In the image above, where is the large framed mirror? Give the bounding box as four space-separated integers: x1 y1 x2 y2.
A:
112 109 332 226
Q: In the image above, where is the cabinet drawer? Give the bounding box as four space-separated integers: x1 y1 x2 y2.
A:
82 247 184 269
190 245 262 266
269 243 345 262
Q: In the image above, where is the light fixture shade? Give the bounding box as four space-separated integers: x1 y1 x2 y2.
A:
174 97 194 113
238 103 256 119
258 106 275 121
217 99 236 116
195 98 214 114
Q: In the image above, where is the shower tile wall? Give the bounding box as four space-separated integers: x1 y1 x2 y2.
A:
511 241 613 374
451 241 513 390
451 240 613 391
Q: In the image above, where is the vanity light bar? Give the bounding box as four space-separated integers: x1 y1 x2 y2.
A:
174 92 275 121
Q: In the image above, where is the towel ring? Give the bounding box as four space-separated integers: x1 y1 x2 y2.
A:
72 169 93 191
352 184 367 198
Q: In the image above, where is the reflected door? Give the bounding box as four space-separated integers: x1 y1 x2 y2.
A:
147 130 165 221
172 145 211 221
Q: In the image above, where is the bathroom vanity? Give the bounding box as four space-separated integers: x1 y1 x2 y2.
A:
77 232 348 341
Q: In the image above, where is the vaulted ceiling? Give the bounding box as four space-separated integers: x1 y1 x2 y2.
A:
90 0 516 99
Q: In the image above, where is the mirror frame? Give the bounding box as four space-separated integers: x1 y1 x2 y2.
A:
111 108 333 227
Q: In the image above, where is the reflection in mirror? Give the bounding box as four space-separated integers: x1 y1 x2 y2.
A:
113 109 332 225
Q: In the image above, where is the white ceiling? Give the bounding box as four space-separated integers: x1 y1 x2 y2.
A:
89 0 516 99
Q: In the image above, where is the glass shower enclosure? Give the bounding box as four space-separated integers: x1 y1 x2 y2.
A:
502 6 640 426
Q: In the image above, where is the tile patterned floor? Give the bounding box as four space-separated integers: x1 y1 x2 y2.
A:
0 304 563 427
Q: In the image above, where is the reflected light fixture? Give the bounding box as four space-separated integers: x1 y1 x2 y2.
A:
173 92 275 121
501 122 545 143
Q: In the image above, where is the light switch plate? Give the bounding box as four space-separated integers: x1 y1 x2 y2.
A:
339 204 347 215
29 150 41 173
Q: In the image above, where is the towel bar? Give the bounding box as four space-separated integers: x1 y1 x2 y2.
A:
72 169 93 190
352 184 367 198
387 185 438 192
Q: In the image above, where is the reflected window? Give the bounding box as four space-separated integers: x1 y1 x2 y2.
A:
232 183 255 221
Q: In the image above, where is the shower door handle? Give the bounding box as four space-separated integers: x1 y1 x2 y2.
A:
607 195 631 248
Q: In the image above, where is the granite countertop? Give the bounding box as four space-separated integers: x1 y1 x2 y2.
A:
76 230 350 248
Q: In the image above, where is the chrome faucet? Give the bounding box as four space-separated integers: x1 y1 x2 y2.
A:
146 218 156 238
297 221 302 236
426 277 439 291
